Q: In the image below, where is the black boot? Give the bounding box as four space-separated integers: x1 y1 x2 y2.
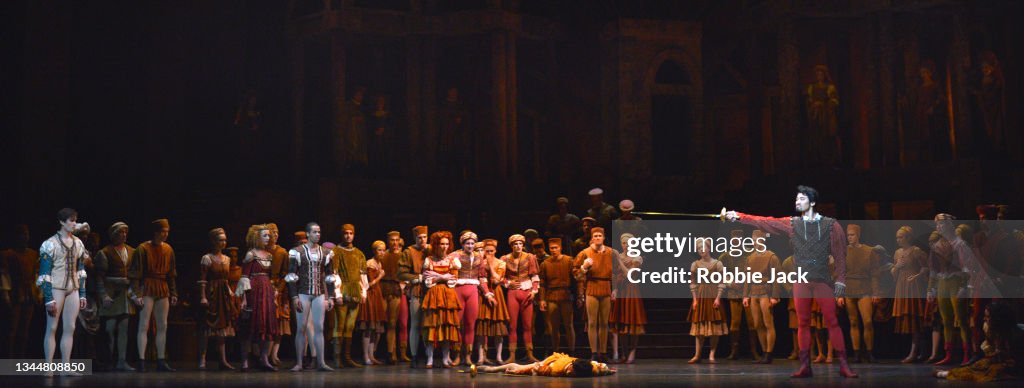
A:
862 349 876 364
156 359 176 372
852 349 862 363
755 352 773 364
137 360 148 373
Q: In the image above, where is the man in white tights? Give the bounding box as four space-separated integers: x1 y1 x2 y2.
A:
285 222 337 371
38 208 89 376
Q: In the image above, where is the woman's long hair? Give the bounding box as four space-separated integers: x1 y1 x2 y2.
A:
246 224 268 251
429 230 453 259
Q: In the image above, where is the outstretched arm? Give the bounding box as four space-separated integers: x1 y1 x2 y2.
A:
726 211 794 238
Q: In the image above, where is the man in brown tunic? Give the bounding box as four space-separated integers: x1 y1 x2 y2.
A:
128 218 178 372
843 223 880 363
266 223 290 366
398 225 429 367
743 229 782 363
573 227 618 362
540 238 575 356
1 224 40 358
330 223 368 368
720 229 760 360
94 222 136 371
381 231 404 363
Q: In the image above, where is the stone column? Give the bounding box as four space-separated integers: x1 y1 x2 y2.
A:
421 36 438 170
492 32 510 178
506 31 518 177
290 40 306 178
949 12 973 159
775 21 801 169
877 12 898 167
405 35 423 176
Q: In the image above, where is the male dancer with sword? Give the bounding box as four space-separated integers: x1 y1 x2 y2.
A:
722 185 858 378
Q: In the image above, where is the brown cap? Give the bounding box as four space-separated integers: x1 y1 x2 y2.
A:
547 238 562 247
151 218 169 232
412 225 428 236
341 224 355 232
590 227 605 236
508 234 526 245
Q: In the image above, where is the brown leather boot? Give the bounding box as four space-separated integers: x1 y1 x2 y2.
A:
836 350 859 378
399 343 411 362
508 344 517 363
789 350 812 378
344 338 363 367
525 344 540 363
332 339 344 369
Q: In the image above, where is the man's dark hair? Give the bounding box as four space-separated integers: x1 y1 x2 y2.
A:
57 208 77 222
796 185 819 204
305 222 320 234
570 358 594 377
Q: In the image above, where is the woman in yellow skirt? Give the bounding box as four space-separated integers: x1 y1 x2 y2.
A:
611 234 646 364
687 239 728 363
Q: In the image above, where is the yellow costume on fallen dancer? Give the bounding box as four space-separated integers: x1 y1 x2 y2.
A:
476 352 615 377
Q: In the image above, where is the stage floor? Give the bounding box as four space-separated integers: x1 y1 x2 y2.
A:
16 359 1016 387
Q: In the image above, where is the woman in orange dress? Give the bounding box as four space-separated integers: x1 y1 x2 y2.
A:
420 231 461 368
611 234 646 364
687 239 728 363
891 226 929 362
357 241 388 365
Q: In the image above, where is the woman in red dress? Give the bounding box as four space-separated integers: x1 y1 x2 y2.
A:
236 224 279 371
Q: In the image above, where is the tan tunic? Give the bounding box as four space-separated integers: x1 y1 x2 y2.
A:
573 246 617 297
845 244 880 297
539 254 573 302
744 250 781 298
